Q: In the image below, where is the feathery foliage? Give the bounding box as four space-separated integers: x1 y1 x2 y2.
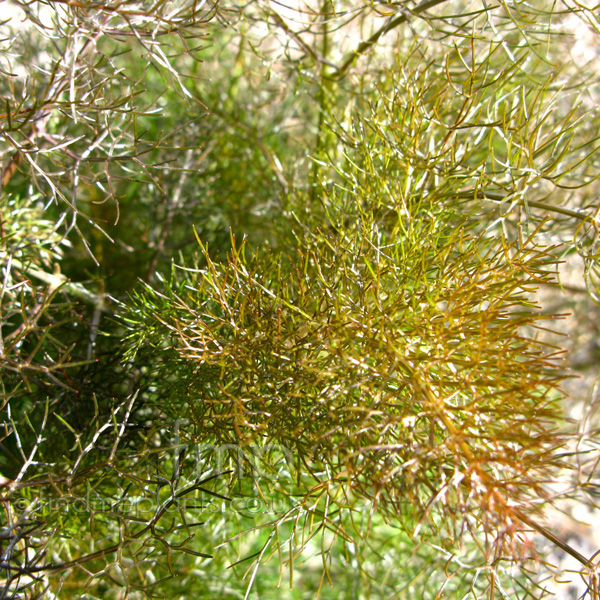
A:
2 0 600 598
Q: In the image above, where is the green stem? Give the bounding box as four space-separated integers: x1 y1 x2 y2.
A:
310 1 335 204
458 189 592 221
6 256 106 308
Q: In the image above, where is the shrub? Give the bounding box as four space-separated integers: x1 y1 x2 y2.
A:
1 0 600 598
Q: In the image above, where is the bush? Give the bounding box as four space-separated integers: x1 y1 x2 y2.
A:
1 1 600 598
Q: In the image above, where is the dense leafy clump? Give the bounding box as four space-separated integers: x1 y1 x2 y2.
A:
125 187 566 562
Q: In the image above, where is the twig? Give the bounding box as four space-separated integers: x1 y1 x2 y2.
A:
514 508 593 568
332 0 453 79
269 9 338 70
